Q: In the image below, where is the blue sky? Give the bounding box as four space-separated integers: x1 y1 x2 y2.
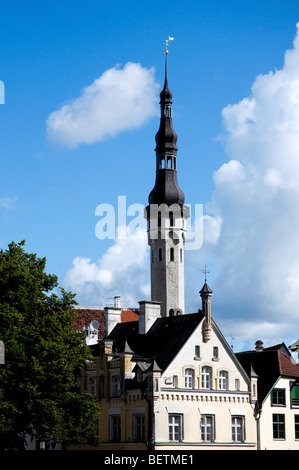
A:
2 1 299 352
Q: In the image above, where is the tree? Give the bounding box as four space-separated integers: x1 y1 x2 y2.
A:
0 241 99 449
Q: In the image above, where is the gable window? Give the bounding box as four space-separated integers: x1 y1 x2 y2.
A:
219 370 228 390
271 388 286 407
213 347 219 360
185 368 195 388
168 414 183 441
231 416 245 442
195 345 200 358
273 414 285 439
201 366 212 389
201 415 215 442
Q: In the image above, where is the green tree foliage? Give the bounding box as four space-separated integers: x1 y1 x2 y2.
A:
0 241 99 449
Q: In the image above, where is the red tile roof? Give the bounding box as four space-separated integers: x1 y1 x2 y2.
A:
236 343 299 405
278 349 299 377
72 306 139 338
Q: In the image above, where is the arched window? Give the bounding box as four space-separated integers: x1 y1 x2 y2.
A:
158 212 161 228
201 366 212 389
170 247 174 261
185 368 195 388
169 308 174 317
169 211 174 227
219 370 228 390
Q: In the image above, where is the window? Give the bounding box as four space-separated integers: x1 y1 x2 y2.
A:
201 366 212 389
195 345 200 358
110 415 121 441
185 368 195 388
133 415 145 442
169 211 174 226
231 416 245 442
213 347 219 360
291 384 299 407
235 379 240 391
89 377 96 395
173 375 178 387
219 370 228 390
158 211 161 227
158 247 162 261
295 415 299 440
273 414 285 439
168 414 183 441
201 415 215 442
170 247 174 261
271 388 286 406
112 376 121 396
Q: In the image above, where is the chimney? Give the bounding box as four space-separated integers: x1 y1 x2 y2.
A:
104 305 122 336
200 282 213 342
138 301 161 334
255 340 264 352
114 296 121 308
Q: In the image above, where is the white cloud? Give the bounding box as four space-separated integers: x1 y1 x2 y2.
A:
0 196 18 210
213 160 245 186
63 226 149 306
46 62 159 148
203 23 299 349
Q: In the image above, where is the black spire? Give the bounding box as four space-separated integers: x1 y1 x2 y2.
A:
148 50 185 207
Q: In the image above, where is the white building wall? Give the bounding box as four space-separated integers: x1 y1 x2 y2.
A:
259 377 299 450
152 320 256 449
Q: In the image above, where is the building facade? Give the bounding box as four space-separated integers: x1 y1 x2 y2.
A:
237 342 299 450
73 50 299 451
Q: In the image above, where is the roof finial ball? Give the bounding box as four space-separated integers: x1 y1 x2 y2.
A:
164 36 174 55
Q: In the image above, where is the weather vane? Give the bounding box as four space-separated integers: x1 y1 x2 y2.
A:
164 36 174 54
200 265 209 282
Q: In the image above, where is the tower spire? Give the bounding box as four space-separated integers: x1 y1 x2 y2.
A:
148 37 184 207
145 43 190 317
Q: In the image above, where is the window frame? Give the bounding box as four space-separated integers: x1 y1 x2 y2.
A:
272 413 285 440
201 366 212 390
184 368 195 389
271 388 286 407
295 415 299 440
109 415 121 442
133 414 145 442
200 415 215 442
168 414 183 442
231 416 245 443
219 370 228 391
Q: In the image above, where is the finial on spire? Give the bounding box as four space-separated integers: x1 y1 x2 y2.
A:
200 265 209 282
164 36 174 54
